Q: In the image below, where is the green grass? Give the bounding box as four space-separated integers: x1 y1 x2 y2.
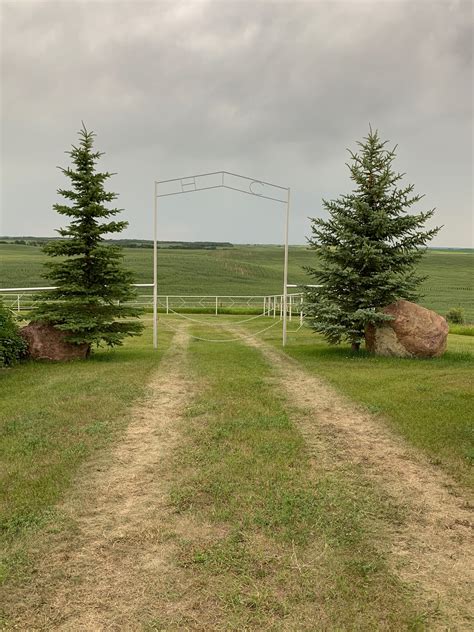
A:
1 244 473 320
0 325 173 584
245 319 474 488
449 324 474 336
154 328 424 630
1 318 470 628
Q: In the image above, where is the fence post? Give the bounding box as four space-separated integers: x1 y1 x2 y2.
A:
17 295 20 313
215 296 218 316
289 295 292 321
300 296 303 326
263 296 266 315
166 296 169 314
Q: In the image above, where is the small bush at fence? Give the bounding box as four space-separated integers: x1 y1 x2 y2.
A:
0 300 28 367
446 307 465 324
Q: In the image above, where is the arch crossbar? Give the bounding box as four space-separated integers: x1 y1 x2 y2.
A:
153 170 291 348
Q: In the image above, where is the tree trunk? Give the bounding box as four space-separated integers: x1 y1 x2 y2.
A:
351 341 360 352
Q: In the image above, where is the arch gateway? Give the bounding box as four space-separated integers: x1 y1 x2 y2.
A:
152 171 291 349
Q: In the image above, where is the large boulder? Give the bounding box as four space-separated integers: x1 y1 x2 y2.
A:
20 322 90 361
365 300 448 358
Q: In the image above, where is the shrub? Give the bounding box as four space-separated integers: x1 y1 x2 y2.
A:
0 301 28 367
445 307 465 324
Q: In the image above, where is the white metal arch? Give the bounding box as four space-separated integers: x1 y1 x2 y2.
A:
153 170 291 348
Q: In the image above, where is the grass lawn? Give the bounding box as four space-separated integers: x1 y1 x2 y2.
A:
1 318 471 628
244 318 474 489
0 325 173 584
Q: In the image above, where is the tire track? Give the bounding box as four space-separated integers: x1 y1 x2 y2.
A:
7 327 193 631
239 333 473 630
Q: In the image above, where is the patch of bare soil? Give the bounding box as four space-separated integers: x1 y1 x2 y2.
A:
242 335 473 630
6 327 194 631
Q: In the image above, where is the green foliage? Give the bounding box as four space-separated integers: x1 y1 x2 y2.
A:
32 125 143 348
449 324 474 336
304 127 440 347
0 301 27 367
446 307 465 324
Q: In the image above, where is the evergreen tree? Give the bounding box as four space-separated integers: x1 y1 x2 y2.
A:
33 124 143 350
304 127 440 350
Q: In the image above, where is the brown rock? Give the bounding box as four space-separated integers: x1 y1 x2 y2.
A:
365 300 448 358
20 322 90 361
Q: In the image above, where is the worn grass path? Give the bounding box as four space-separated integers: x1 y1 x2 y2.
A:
237 331 474 629
5 327 193 630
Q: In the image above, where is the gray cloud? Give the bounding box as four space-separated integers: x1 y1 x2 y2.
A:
1 0 472 246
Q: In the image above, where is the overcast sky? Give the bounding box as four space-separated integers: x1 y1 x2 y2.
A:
1 0 472 246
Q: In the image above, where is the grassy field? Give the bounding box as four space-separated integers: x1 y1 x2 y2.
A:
1 243 473 320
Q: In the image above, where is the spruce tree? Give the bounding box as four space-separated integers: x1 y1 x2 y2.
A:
33 124 143 350
304 127 440 350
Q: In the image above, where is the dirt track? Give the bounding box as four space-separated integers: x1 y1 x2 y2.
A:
242 334 474 630
8 328 192 631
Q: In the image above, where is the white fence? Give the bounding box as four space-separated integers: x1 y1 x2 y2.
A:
155 294 303 320
0 286 304 321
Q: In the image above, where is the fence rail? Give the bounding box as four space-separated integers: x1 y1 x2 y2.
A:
0 287 304 321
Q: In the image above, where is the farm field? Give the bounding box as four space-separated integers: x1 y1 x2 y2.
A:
1 243 473 320
1 317 473 629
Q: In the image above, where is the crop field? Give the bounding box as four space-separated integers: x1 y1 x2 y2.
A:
1 315 473 629
1 243 473 320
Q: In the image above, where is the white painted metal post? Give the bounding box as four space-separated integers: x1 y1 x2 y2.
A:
153 182 158 349
289 294 292 322
273 295 276 318
215 296 218 316
280 295 283 319
17 295 20 313
282 188 290 346
300 296 303 326
263 296 266 315
166 295 169 314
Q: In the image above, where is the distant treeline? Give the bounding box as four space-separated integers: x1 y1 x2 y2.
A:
0 238 234 250
1 238 471 252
